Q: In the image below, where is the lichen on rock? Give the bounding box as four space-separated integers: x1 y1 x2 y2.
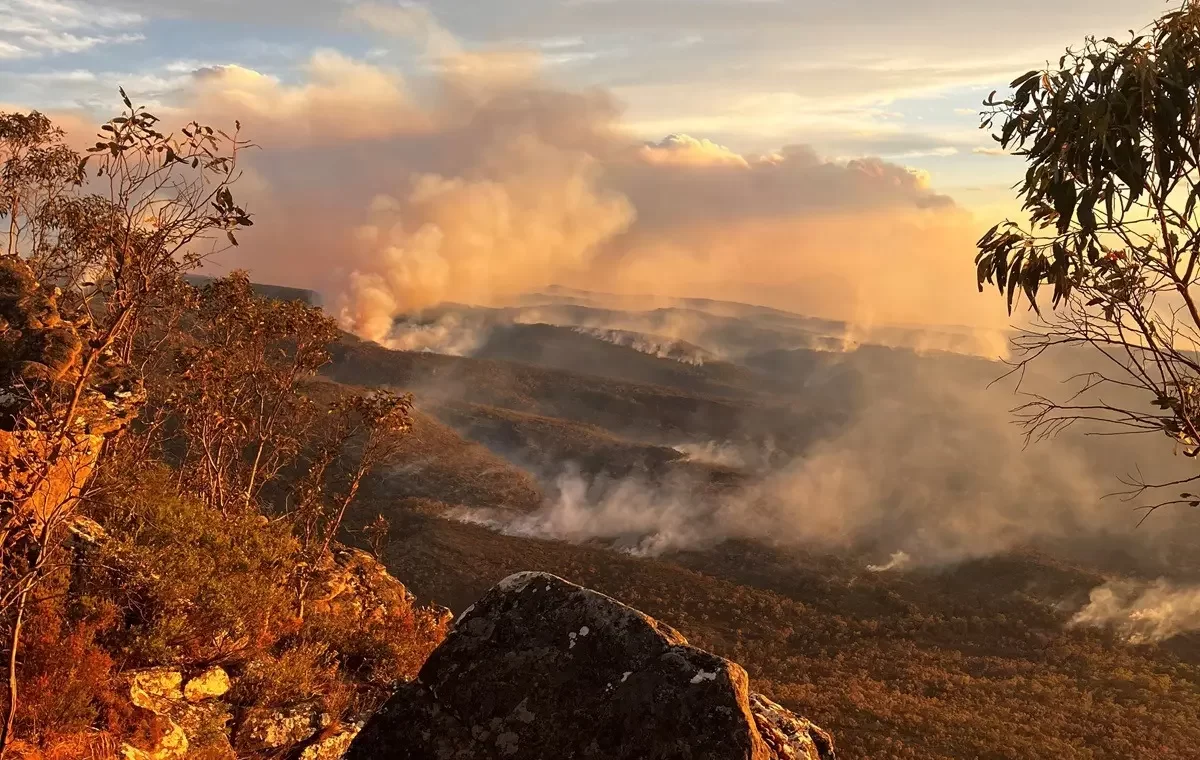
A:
347 572 835 760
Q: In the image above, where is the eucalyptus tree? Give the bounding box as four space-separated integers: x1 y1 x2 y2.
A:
976 3 1200 509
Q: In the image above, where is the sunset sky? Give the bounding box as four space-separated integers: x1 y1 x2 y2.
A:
0 0 1174 329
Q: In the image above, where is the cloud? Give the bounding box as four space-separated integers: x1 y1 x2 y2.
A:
599 143 996 329
0 0 143 59
346 1 462 58
638 134 750 168
10 0 1168 166
973 146 1011 156
186 52 426 146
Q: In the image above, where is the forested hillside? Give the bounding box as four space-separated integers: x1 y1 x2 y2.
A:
12 4 1200 755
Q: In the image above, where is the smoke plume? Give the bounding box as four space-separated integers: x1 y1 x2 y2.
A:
575 327 712 366
451 467 712 557
383 314 492 355
867 551 913 573
1072 579 1200 643
448 346 1194 567
48 5 1010 344
41 4 1190 577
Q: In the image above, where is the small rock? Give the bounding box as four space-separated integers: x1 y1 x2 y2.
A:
129 668 184 713
183 666 231 702
300 723 363 760
174 700 235 758
120 715 188 760
239 705 329 751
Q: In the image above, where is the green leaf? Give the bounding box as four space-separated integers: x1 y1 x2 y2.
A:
1077 188 1098 234
1051 179 1078 233
1010 70 1041 88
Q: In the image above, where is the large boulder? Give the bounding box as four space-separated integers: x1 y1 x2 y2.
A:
347 572 834 760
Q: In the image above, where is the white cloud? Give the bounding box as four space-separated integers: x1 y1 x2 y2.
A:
0 0 143 59
638 134 750 168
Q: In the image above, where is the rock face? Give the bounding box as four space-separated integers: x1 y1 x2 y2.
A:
347 572 835 760
65 522 413 759
0 256 143 524
310 545 418 620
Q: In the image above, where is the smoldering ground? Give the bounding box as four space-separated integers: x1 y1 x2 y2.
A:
440 339 1200 571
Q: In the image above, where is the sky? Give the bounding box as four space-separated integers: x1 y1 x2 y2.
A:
0 0 1176 331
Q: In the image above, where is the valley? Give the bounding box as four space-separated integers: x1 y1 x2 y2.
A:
324 289 1200 758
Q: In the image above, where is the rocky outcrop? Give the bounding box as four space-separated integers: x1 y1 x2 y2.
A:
347 572 835 760
238 705 335 752
122 669 193 760
115 659 362 759
0 256 143 523
64 523 426 760
311 545 423 621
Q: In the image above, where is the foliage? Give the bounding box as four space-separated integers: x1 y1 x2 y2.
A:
80 466 301 667
0 102 446 756
162 270 339 511
975 2 1200 505
289 389 414 560
0 95 258 753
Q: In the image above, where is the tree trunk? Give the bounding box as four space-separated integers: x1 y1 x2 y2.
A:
0 587 28 758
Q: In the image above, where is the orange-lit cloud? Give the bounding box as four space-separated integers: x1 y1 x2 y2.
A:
186 52 428 146
22 39 1009 343
637 134 750 168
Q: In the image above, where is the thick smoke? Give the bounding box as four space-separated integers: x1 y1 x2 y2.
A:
450 346 1194 567
451 468 710 557
53 5 1190 574
508 293 1008 362
383 313 491 355
867 551 913 573
671 442 749 469
81 6 1009 344
338 144 635 343
1072 580 1200 643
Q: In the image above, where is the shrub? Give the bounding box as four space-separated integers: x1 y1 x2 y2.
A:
78 467 301 669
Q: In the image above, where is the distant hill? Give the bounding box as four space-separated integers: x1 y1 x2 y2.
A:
304 281 1200 758
185 274 321 306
